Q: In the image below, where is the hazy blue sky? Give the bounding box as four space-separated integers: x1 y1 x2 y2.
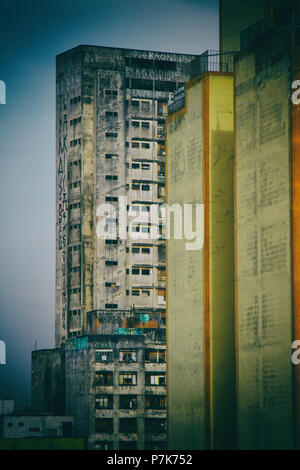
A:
0 0 218 408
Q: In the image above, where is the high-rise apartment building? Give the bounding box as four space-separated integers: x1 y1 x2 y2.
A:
56 45 196 346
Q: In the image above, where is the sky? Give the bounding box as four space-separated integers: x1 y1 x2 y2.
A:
0 0 219 408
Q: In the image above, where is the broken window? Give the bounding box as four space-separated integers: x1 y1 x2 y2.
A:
95 395 113 409
94 418 113 433
119 418 137 433
119 395 137 410
95 349 113 363
119 350 137 362
95 371 113 386
119 373 137 386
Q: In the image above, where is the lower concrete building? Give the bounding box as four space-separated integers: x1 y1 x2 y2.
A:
0 399 14 416
0 413 74 439
32 309 166 450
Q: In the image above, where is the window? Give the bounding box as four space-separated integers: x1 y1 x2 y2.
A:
142 247 151 254
70 96 81 105
119 350 137 362
95 418 113 433
132 247 140 254
105 239 118 245
95 372 113 386
105 260 118 266
132 121 140 128
70 117 81 126
105 174 118 181
142 289 151 297
145 419 166 433
105 132 118 139
141 101 150 111
95 441 113 450
119 395 137 410
119 418 137 433
119 373 137 386
142 142 150 149
145 373 165 386
145 349 166 363
69 288 80 295
69 309 81 317
119 441 137 450
105 154 118 160
132 267 140 275
95 349 113 363
105 90 118 98
132 289 140 296
158 267 166 281
105 196 118 202
106 111 118 118
95 395 113 410
18 422 24 427
29 427 40 433
132 100 139 107
70 138 82 147
132 142 140 149
142 121 150 129
132 163 140 169
69 202 81 210
142 268 150 275
132 182 140 190
105 303 118 309
141 184 150 191
145 395 166 410
7 423 13 428
69 181 81 189
142 163 150 170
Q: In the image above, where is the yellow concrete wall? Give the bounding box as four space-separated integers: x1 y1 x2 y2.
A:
235 51 293 449
167 73 234 449
208 75 235 449
167 80 205 450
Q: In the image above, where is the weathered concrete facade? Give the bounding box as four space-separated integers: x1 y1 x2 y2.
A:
32 329 166 450
234 25 300 450
56 45 196 346
1 415 74 439
166 70 235 449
